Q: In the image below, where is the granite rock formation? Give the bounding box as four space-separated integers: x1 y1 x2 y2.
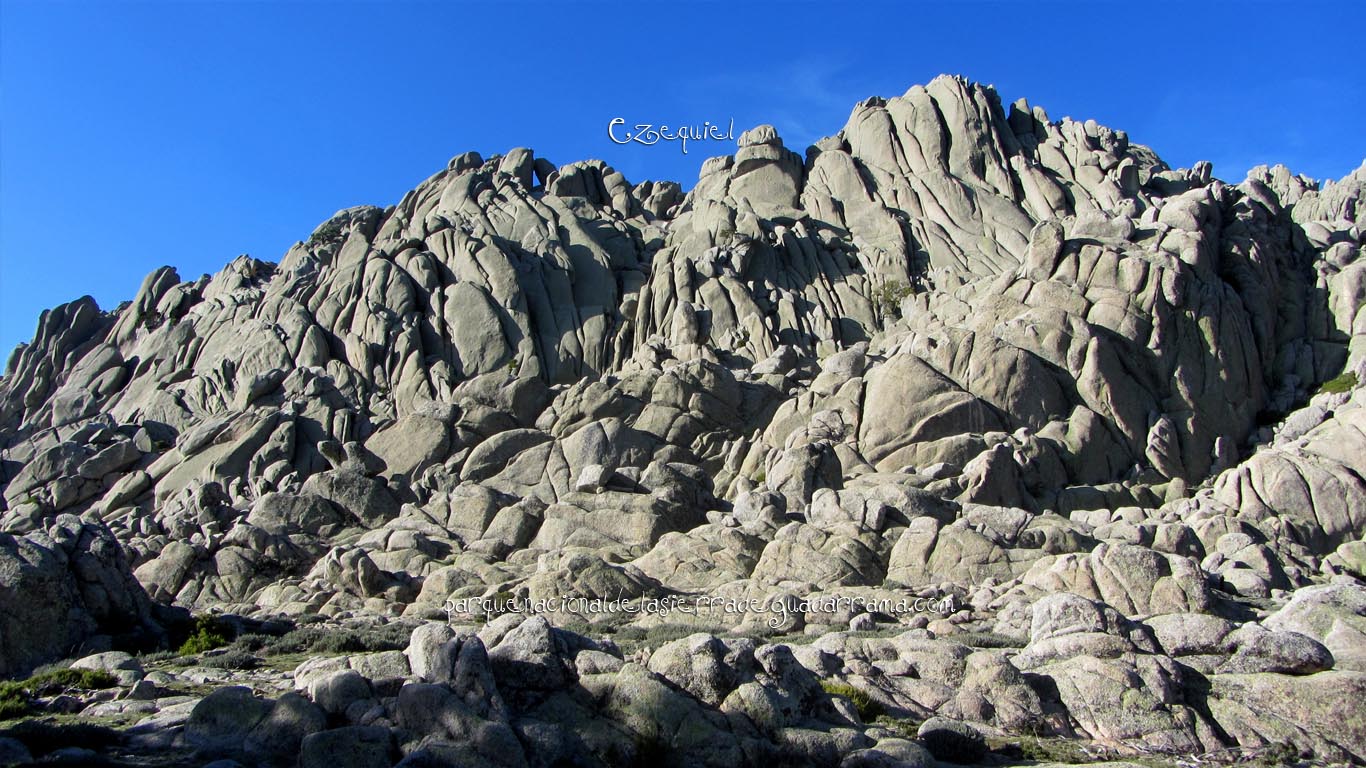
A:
2 75 1364 766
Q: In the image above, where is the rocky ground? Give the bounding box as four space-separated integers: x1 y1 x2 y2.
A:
1 75 1364 766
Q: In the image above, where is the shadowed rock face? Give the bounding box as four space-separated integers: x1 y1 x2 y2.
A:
1 75 1365 766
0 515 165 677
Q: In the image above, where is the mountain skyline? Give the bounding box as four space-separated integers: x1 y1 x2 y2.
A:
3 1 1364 357
1 57 1365 764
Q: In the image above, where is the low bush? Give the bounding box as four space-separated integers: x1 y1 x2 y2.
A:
178 615 231 656
609 623 732 654
0 698 25 720
1319 371 1358 394
137 649 180 664
871 280 914 320
820 680 884 721
0 669 117 721
952 630 1022 649
250 623 412 656
307 221 347 247
200 650 262 670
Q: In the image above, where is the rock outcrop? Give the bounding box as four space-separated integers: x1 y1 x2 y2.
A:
1 75 1364 766
0 515 165 677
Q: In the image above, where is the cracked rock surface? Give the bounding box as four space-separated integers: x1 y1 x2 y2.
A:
2 75 1365 766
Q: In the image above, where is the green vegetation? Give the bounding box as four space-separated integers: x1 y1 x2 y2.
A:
1006 734 1097 763
200 649 262 670
307 220 347 247
178 614 231 656
137 649 181 665
1252 741 1303 766
608 623 733 654
871 280 914 320
992 733 1297 767
230 622 411 657
1319 371 1358 394
0 669 117 721
951 630 1023 649
729 326 752 351
871 715 929 743
820 680 884 722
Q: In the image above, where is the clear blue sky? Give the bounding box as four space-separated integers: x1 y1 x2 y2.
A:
2 1 1363 358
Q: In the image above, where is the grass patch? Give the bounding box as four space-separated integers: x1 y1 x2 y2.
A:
1319 371 1358 395
257 652 314 674
0 669 117 721
820 680 884 722
871 715 920 741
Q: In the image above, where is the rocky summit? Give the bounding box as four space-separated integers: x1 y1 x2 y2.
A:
1 74 1364 767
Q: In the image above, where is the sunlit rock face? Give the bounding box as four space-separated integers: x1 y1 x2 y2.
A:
2 75 1366 766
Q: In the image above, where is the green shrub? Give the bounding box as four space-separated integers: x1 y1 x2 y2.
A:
1254 741 1302 766
201 650 261 670
1319 371 1358 394
252 623 411 656
951 631 1022 649
871 280 914 320
606 623 732 654
820 680 884 721
178 615 231 656
0 698 26 720
1010 735 1094 763
307 220 347 247
137 649 180 664
229 633 272 653
0 669 117 721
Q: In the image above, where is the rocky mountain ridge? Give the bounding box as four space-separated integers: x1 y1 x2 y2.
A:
1 74 1364 767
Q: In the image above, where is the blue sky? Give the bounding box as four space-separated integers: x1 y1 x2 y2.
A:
2 1 1363 358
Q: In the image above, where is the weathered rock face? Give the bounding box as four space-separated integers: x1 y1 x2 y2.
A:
1 74 1364 766
0 515 164 677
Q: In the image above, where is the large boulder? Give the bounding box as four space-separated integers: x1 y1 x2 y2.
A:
647 633 755 706
1016 593 1209 753
1019 542 1215 616
487 616 577 701
0 516 163 677
301 470 401 528
1264 580 1366 671
299 725 394 768
1207 671 1366 763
